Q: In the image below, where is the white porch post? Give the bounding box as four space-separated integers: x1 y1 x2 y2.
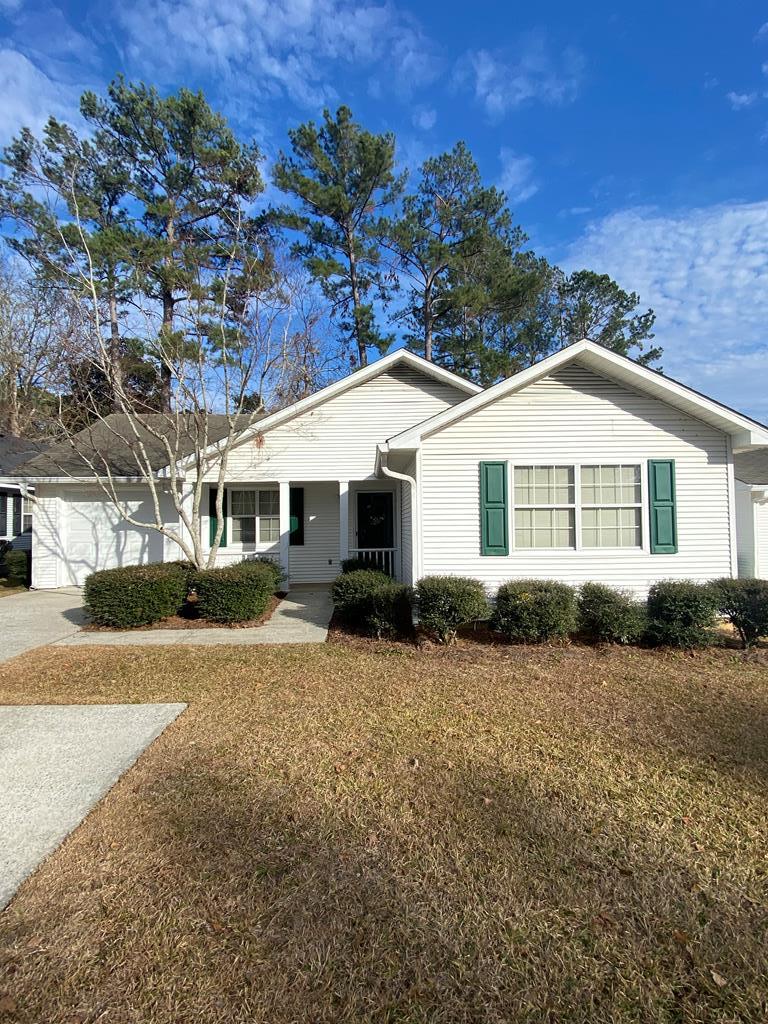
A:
339 480 349 566
279 480 291 590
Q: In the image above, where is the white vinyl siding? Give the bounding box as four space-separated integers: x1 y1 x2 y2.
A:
200 365 469 484
756 499 768 578
288 481 340 582
419 363 733 596
735 482 756 577
399 456 416 585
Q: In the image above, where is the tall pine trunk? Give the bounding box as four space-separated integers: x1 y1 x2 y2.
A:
346 229 367 367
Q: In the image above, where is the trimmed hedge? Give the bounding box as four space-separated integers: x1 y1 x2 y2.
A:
191 560 276 624
712 577 768 650
645 580 718 648
340 556 393 576
332 569 413 638
3 549 29 586
247 556 286 592
415 575 489 644
366 582 414 638
578 582 646 645
332 569 392 617
491 579 577 643
84 562 188 627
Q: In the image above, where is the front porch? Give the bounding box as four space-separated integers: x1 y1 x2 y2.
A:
202 479 408 585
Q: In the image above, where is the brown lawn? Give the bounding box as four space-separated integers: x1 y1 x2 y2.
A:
0 640 767 1023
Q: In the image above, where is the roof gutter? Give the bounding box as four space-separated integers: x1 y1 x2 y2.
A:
377 444 421 583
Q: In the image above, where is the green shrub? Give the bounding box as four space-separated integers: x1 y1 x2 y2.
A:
332 569 392 618
491 579 577 643
191 560 275 624
645 580 718 648
415 575 489 644
3 549 29 586
578 582 646 645
340 557 392 576
712 577 768 650
366 582 414 638
84 562 187 627
248 556 286 592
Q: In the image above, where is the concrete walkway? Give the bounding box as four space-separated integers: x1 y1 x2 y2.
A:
0 703 185 909
0 588 86 663
56 584 333 647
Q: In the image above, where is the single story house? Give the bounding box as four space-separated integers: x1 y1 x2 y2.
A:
12 340 768 593
0 434 42 553
734 449 768 579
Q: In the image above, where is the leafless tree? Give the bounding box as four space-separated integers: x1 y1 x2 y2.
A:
0 255 88 437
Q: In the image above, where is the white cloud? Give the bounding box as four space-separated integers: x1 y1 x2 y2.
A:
563 201 768 422
498 148 538 203
0 48 82 142
727 90 758 110
412 106 436 131
457 37 584 120
115 0 440 109
0 0 23 11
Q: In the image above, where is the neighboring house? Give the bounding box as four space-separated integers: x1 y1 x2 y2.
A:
10 342 768 592
0 434 42 553
734 449 768 578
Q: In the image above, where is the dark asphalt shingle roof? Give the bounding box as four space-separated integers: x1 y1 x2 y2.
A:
0 434 49 475
735 449 768 486
12 413 261 478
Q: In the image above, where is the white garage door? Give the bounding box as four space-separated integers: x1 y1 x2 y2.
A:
61 488 176 585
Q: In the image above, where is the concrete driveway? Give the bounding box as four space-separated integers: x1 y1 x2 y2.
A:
0 588 85 663
0 703 185 909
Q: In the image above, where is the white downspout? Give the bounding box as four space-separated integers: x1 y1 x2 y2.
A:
378 445 420 584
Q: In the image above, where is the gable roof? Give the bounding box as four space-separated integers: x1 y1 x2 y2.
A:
385 340 768 452
13 351 480 479
14 413 259 479
188 348 482 467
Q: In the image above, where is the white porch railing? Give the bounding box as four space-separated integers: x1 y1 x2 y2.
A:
349 547 397 577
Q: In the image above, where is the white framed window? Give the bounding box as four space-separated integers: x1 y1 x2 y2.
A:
581 465 642 548
229 488 279 545
22 495 33 533
512 464 643 550
513 466 576 549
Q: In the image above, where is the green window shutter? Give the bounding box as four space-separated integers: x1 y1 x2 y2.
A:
648 460 677 554
480 461 508 556
209 486 227 547
289 487 304 546
11 494 21 537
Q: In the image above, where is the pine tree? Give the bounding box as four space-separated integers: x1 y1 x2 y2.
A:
274 106 404 367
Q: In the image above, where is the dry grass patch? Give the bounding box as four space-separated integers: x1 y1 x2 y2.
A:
0 643 767 1023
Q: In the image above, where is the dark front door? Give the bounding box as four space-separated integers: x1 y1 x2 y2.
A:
356 491 394 549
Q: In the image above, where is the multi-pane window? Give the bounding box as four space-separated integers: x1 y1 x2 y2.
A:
581 465 641 548
514 466 576 548
230 488 279 545
258 490 279 542
22 495 33 533
512 464 643 549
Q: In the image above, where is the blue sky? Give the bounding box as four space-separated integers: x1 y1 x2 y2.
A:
1 0 767 419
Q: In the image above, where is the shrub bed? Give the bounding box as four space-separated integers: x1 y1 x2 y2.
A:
491 579 577 643
191 560 277 624
712 577 768 650
578 582 646 645
84 563 188 628
415 576 489 644
645 580 717 648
